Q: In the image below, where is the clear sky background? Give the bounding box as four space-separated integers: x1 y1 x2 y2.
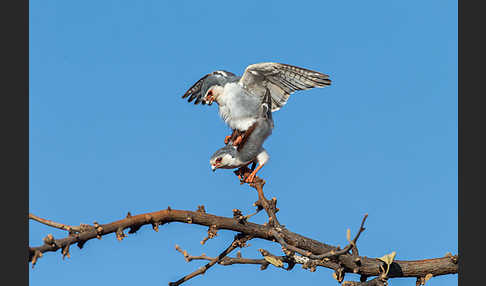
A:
29 1 457 285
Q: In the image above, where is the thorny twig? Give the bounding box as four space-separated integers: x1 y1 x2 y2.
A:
270 214 368 261
29 213 86 234
169 234 251 286
175 245 314 272
200 224 218 245
245 176 281 227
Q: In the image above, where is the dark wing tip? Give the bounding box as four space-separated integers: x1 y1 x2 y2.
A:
181 91 191 99
313 76 332 87
181 73 212 103
273 62 332 88
194 97 204 105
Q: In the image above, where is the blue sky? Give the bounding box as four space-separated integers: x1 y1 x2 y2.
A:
29 1 457 285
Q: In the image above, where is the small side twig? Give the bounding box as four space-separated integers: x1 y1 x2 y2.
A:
244 207 263 221
175 246 272 267
169 234 251 286
200 225 218 245
174 246 313 272
271 214 368 261
29 213 83 233
248 178 281 227
313 214 368 260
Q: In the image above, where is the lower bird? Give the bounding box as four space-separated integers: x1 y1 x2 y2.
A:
209 90 273 183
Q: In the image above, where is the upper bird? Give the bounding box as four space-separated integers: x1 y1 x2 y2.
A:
210 88 274 183
182 62 331 145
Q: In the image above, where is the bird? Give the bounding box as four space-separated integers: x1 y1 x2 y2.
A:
182 62 331 146
209 89 273 183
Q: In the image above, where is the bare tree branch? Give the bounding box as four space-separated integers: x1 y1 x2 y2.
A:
28 206 458 277
29 175 458 285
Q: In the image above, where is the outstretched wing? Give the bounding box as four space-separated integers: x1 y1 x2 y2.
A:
239 62 331 112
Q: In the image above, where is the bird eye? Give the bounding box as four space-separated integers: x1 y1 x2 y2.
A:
207 90 213 96
216 157 222 163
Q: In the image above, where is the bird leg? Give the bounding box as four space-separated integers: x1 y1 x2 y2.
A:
232 135 243 146
235 122 258 151
224 122 258 149
245 162 265 184
225 129 241 144
224 135 231 144
206 90 215 105
233 165 252 184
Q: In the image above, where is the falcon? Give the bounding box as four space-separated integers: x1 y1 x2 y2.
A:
210 90 273 183
182 62 331 146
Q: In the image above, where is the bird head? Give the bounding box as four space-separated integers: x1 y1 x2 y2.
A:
203 85 224 105
209 145 239 171
200 70 235 105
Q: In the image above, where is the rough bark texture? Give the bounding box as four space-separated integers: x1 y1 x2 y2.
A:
29 178 458 285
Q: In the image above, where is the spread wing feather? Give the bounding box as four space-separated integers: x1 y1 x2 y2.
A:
181 73 211 105
239 62 331 111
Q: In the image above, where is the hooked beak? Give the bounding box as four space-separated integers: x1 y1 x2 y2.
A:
211 165 217 172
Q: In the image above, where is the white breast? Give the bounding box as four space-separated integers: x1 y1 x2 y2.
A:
218 82 259 131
